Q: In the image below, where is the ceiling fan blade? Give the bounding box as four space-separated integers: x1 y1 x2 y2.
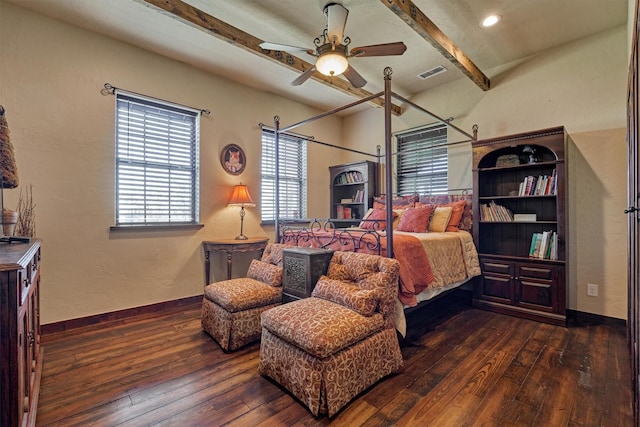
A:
260 42 310 53
350 42 407 57
343 65 367 88
325 3 349 45
291 65 316 86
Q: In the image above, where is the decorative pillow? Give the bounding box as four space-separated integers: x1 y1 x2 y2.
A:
396 205 434 233
373 194 417 210
428 206 453 232
360 209 397 230
312 276 381 316
247 259 283 287
392 209 406 230
358 208 374 228
261 244 284 266
440 200 466 232
458 199 473 232
417 193 473 232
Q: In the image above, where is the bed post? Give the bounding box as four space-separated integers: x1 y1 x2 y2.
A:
274 115 281 243
384 67 394 259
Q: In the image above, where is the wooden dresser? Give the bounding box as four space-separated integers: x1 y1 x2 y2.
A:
0 239 42 427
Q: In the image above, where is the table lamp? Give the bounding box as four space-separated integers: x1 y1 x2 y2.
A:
228 183 255 240
0 105 27 242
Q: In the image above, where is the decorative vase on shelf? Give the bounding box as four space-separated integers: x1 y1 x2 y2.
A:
2 208 18 236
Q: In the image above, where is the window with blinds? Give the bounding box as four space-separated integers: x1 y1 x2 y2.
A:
261 130 307 221
115 93 199 225
396 123 448 195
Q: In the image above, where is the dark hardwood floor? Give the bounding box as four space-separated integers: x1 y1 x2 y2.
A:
37 292 634 426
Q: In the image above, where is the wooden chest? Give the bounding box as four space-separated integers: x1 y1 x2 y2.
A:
282 247 334 302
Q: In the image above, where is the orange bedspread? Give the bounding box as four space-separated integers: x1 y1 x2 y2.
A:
286 230 434 306
391 234 435 306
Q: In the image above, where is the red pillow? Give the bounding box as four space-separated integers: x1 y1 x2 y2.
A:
360 209 397 230
396 206 434 233
440 200 466 232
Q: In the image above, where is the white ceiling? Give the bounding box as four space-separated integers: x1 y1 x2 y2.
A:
6 0 629 114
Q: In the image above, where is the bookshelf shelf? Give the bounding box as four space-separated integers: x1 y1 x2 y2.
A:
472 127 568 326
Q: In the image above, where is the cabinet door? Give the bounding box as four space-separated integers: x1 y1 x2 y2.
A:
515 262 555 312
18 307 29 426
478 258 514 304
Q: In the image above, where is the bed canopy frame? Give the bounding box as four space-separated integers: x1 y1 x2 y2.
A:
271 67 478 258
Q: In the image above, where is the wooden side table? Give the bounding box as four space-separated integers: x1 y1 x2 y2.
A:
282 247 334 303
202 238 269 285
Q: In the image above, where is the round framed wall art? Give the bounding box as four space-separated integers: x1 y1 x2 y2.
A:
221 144 246 175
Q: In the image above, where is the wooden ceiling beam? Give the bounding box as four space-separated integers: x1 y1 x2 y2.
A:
138 0 402 115
380 0 491 91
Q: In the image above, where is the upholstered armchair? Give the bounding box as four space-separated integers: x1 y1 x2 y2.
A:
259 251 403 417
201 242 289 351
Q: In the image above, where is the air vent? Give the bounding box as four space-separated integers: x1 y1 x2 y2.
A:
417 65 447 80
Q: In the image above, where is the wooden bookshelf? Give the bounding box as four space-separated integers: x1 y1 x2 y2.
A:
329 161 377 226
472 127 568 326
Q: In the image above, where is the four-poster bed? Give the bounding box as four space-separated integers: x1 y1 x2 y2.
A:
271 68 481 335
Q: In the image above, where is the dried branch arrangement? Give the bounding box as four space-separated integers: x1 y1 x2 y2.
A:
15 184 35 238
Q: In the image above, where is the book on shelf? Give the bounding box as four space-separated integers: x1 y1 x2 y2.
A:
529 233 540 257
336 205 344 219
538 230 550 259
351 189 364 203
338 171 363 184
518 170 557 196
480 200 513 222
514 213 537 222
531 233 542 258
528 230 557 259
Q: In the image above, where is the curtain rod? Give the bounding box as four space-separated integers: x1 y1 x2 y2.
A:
100 83 211 116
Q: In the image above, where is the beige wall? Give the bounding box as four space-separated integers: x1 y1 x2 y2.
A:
1 2 629 323
345 25 629 319
0 3 343 324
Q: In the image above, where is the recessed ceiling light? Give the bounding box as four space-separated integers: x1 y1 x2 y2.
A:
481 14 501 27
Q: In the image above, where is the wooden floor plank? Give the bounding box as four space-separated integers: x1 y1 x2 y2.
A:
394 317 528 425
36 293 634 426
468 322 554 426
603 325 634 426
426 320 538 426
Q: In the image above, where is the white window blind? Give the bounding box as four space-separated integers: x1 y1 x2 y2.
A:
261 130 307 221
396 123 448 195
115 93 199 225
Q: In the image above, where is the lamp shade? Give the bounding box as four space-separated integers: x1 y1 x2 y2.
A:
316 52 349 76
228 184 255 207
0 106 19 189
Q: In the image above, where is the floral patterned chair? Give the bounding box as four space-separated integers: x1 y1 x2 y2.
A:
201 243 290 351
259 251 403 417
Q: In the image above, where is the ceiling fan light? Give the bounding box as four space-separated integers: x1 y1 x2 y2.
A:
316 52 348 76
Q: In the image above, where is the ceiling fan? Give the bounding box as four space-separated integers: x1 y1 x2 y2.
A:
259 2 407 88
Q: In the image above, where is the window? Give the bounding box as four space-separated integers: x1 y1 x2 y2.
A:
115 93 199 225
260 130 307 221
396 123 448 195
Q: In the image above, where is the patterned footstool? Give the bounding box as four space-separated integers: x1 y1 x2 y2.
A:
201 243 289 351
259 251 404 416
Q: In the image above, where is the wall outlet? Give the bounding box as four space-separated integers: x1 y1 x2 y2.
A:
587 283 599 297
